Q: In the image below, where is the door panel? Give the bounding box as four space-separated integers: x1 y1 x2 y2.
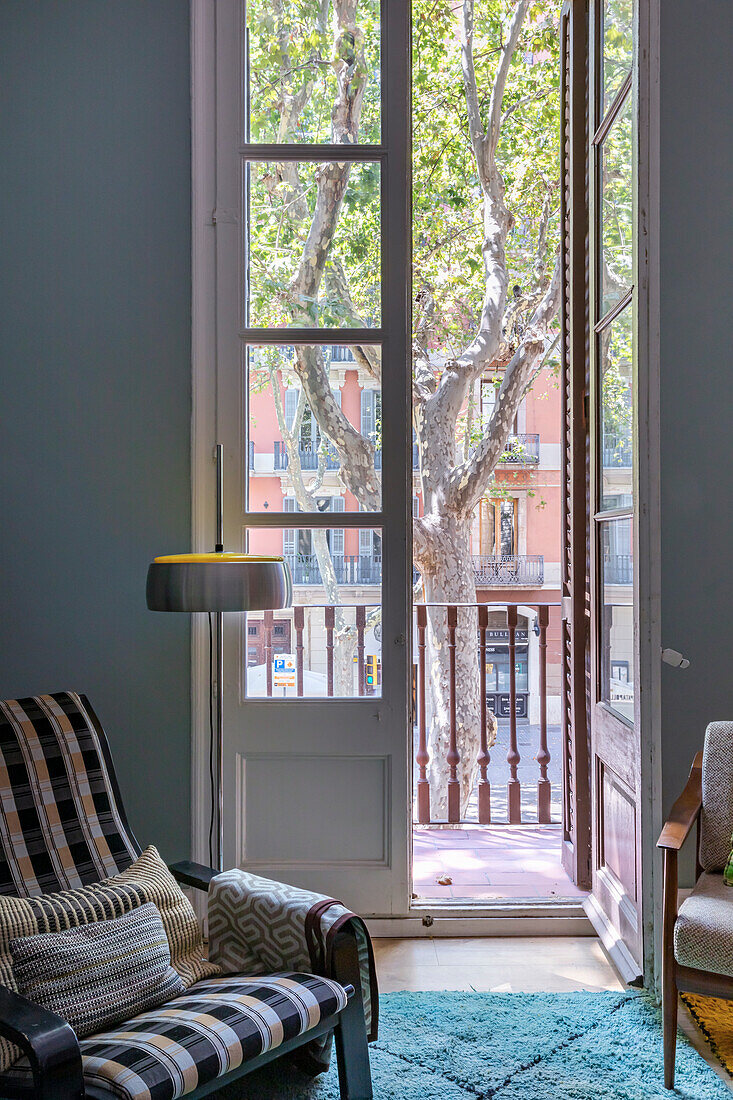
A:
585 0 642 980
211 0 411 915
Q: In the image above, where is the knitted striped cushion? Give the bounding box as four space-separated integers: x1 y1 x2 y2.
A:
0 846 218 1069
10 902 185 1038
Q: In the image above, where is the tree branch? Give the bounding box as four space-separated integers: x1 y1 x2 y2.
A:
450 250 562 515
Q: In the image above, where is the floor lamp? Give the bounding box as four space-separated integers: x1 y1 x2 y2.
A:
146 444 292 871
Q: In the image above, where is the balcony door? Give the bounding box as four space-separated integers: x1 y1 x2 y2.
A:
198 0 411 915
560 0 653 981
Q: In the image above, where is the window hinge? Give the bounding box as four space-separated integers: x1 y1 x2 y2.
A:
561 596 572 622
212 207 238 226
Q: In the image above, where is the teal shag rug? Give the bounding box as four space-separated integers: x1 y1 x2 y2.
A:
213 991 730 1099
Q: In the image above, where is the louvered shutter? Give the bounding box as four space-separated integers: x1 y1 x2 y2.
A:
559 0 591 889
283 496 297 558
284 388 298 431
330 496 345 558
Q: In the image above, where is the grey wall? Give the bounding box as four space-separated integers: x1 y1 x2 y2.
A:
0 2 192 859
659 1 733 880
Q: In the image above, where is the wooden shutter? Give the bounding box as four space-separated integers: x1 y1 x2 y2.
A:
283 496 297 557
559 0 592 889
330 496 345 557
284 388 298 430
361 389 374 438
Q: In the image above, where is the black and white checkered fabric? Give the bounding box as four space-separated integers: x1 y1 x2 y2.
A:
0 692 140 896
0 972 348 1099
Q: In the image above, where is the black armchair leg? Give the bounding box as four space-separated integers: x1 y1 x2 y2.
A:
332 931 373 1100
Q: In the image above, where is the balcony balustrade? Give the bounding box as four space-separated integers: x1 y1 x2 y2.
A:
284 554 543 588
499 432 540 464
285 553 382 586
274 440 340 471
602 439 633 467
472 554 544 586
603 553 633 584
253 600 559 827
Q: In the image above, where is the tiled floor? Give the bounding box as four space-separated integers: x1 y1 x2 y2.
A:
413 823 587 900
372 937 732 1088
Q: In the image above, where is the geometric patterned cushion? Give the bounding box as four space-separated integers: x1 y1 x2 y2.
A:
674 872 733 976
699 721 733 872
0 692 141 897
10 902 185 1040
0 973 349 1100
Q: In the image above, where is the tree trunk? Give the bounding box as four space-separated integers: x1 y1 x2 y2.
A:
418 518 497 820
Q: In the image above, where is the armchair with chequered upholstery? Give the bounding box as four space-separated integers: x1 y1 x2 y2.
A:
658 721 733 1090
0 692 372 1100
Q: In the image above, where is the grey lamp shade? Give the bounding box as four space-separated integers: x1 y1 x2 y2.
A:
146 553 293 612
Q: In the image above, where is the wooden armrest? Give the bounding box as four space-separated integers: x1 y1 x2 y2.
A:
0 984 83 1099
169 860 217 892
657 751 703 851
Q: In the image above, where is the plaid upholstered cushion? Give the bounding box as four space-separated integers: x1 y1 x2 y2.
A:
10 902 185 1038
0 973 349 1100
0 692 140 895
0 846 219 1070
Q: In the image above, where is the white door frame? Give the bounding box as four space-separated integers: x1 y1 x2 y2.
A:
189 0 413 916
189 0 662 943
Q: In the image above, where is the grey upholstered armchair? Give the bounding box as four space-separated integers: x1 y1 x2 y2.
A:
658 721 733 1089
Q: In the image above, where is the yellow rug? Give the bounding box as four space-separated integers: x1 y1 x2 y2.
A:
683 993 733 1075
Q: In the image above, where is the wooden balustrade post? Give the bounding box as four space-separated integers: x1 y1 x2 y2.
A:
447 605 461 823
537 605 552 823
294 605 305 698
416 605 430 824
477 605 491 824
325 605 335 698
264 610 274 697
507 605 521 823
356 605 366 697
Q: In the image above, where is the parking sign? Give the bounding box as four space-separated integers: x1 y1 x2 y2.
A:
272 654 296 689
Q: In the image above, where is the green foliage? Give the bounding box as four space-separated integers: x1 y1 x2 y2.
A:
412 0 562 355
246 0 380 143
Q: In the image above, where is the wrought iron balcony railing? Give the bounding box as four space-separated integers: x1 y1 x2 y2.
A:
603 553 633 584
473 554 544 586
602 439 633 468
499 433 540 464
274 441 340 471
285 553 382 586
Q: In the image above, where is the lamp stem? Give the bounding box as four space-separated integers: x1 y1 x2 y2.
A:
215 441 224 871
215 610 224 872
215 443 224 553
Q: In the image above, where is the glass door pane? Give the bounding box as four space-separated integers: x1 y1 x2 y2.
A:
600 93 633 316
245 0 381 144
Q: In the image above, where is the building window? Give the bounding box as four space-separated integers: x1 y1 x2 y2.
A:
481 498 518 557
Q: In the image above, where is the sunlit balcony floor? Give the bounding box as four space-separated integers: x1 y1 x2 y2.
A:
412 823 588 901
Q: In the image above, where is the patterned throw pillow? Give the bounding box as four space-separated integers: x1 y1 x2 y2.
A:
10 902 185 1038
0 845 218 1069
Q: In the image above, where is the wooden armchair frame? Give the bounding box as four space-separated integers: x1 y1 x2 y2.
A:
657 751 733 1089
